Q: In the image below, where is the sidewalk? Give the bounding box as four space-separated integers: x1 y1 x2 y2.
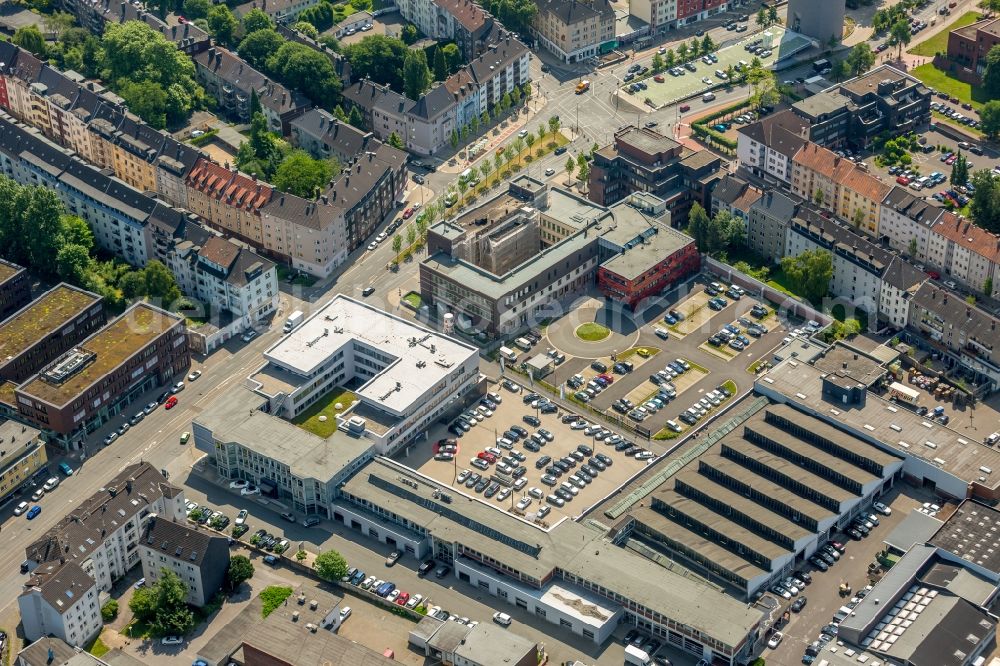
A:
437 93 550 174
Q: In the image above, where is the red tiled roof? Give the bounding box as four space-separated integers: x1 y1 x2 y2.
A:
792 142 852 181
198 236 240 269
837 168 891 203
932 212 1000 263
186 158 272 212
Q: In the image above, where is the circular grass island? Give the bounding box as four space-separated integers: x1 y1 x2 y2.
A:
575 322 611 342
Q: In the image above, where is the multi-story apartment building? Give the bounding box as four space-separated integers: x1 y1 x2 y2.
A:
0 284 105 385
138 516 230 606
398 0 498 60
946 17 1000 84
325 145 408 254
790 66 931 149
927 214 1000 298
24 462 186 591
193 47 312 134
746 190 798 263
533 0 615 63
0 421 46 504
13 303 189 439
18 561 101 647
908 282 1000 390
878 185 945 261
290 108 380 163
185 157 274 251
588 126 724 220
790 142 888 234
234 0 321 24
676 0 726 23
58 0 209 54
710 174 762 228
343 34 529 156
736 110 809 185
630 0 678 34
0 259 30 322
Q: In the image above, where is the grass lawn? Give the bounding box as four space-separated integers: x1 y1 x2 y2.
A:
402 291 423 309
575 322 611 341
652 426 682 440
292 387 358 438
85 634 110 658
912 63 988 110
722 379 738 396
260 586 294 618
765 266 799 299
909 11 981 57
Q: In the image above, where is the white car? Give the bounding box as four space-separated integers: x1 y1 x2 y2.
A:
497 488 512 501
493 611 512 626
516 497 532 510
241 484 260 496
405 593 423 609
767 632 783 649
13 501 29 516
241 330 257 342
513 477 527 490
528 487 544 499
873 502 891 516
368 241 378 251
386 589 401 603
185 500 198 515
339 606 352 620
187 370 202 381
545 168 555 176
229 479 248 490
235 509 248 526
161 636 183 645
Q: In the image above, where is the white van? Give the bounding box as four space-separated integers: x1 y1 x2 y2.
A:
833 605 853 623
513 337 532 351
499 346 518 362
459 168 473 182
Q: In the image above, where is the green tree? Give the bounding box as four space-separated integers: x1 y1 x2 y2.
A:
118 79 169 129
401 23 419 44
971 169 1000 233
701 34 715 55
119 271 146 300
130 569 195 637
441 43 462 74
236 112 286 179
494 152 504 174
814 188 825 207
565 155 576 182
845 43 876 77
768 5 778 25
298 3 334 31
512 136 525 165
392 234 403 253
144 260 181 306
266 42 342 107
294 21 319 39
101 600 119 622
348 105 364 129
226 555 254 592
433 46 448 81
13 26 46 57
678 42 689 62
237 28 285 69
457 178 468 200
951 153 969 186
889 18 912 59
61 215 95 250
406 224 417 245
207 6 238 46
985 277 995 297
182 0 210 19
25 189 65 275
984 0 1000 16
56 244 93 285
908 237 919 258
343 35 409 93
981 100 1000 140
450 128 459 150
689 39 700 58
781 248 834 304
273 150 334 197
665 49 676 68
387 131 404 149
756 7 767 27
480 158 492 183
481 0 536 34
577 159 590 184
548 115 560 135
747 66 780 111
686 205 742 256
100 21 205 127
652 53 665 72
984 44 1000 96
402 49 432 100
241 8 273 35
525 131 536 155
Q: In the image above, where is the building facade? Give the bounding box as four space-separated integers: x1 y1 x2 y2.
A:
139 516 230 606
785 0 845 44
13 303 189 439
533 0 615 63
0 259 29 321
18 562 101 647
0 421 46 504
945 17 1000 85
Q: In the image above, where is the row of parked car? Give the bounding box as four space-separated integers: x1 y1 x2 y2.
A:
707 315 768 351
677 384 732 427
448 391 509 436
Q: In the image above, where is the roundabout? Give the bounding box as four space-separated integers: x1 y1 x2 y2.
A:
545 303 640 359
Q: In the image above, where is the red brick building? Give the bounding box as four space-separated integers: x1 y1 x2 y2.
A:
677 0 727 22
597 224 700 309
945 17 1000 85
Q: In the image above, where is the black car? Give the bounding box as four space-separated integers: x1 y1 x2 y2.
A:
418 560 435 575
561 414 577 424
615 440 632 451
435 565 451 579
810 557 829 572
791 596 807 612
560 456 577 468
580 465 597 477
553 460 571 472
818 551 836 565
596 453 612 466
588 458 606 471
535 455 552 469
591 361 608 373
511 425 528 437
524 441 540 452
512 466 527 478
795 570 812 584
523 392 540 404
554 488 573 500
523 415 541 427
546 466 563 477
846 528 864 540
540 403 557 414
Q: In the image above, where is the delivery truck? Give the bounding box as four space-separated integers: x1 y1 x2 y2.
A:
283 310 304 333
624 645 652 665
888 381 920 406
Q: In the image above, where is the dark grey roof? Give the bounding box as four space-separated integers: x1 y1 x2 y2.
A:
712 174 751 206
291 108 376 160
21 561 95 615
908 598 995 666
140 516 224 567
409 83 455 120
467 33 528 84
910 282 1000 360
26 462 176 566
195 47 311 117
325 144 405 212
883 185 946 226
749 189 798 221
738 109 809 159
261 192 342 231
538 0 614 24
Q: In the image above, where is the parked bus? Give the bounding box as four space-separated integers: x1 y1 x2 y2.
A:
575 80 591 94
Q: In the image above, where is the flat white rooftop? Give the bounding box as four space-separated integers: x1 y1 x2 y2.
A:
264 295 479 414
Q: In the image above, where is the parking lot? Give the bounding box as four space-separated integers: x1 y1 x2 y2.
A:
406 381 653 524
762 487 942 665
622 27 793 109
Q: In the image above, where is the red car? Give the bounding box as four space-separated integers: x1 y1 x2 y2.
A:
945 155 957 165
164 396 178 410
896 176 910 185
926 270 941 279
402 207 414 219
477 451 496 463
679 104 691 112
395 592 410 606
597 373 614 384
654 75 664 83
